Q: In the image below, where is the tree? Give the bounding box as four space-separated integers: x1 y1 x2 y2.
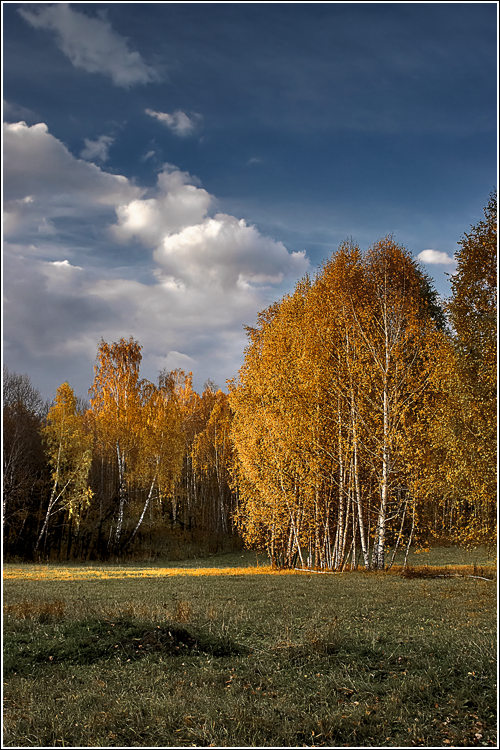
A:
89 337 142 550
125 372 184 547
229 286 315 566
438 194 497 544
230 238 445 569
192 389 235 535
36 382 93 554
3 368 48 556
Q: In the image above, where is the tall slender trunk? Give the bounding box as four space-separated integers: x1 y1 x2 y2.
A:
351 491 357 570
352 401 370 569
403 503 416 568
373 314 390 570
334 399 345 569
372 380 388 569
388 492 408 569
338 464 352 569
36 476 73 553
35 437 63 553
289 511 304 567
127 469 158 546
114 441 126 549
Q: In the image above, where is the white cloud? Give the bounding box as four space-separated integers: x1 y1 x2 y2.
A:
3 121 140 238
152 351 197 373
155 213 308 290
5 228 308 397
417 249 456 265
41 259 84 293
145 108 201 136
4 121 138 207
18 4 158 88
114 163 308 291
107 166 309 389
80 135 114 162
4 121 309 400
49 259 83 270
112 165 213 245
3 242 105 368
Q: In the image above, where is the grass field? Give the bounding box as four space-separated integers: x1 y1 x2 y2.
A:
3 547 497 747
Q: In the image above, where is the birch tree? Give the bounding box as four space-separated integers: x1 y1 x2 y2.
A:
230 238 444 569
89 337 142 550
436 194 497 544
192 389 235 535
125 373 184 546
37 382 93 554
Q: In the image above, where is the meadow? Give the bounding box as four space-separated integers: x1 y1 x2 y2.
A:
3 547 497 747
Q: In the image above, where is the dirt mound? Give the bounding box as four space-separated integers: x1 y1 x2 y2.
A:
5 618 247 675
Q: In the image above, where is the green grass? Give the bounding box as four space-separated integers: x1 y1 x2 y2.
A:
3 547 497 747
391 544 495 568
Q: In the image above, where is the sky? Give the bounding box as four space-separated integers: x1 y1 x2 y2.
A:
2 1 498 402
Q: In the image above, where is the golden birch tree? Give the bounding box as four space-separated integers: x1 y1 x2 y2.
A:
231 237 445 569
192 389 235 535
437 194 497 543
37 382 93 553
89 337 142 550
125 373 184 547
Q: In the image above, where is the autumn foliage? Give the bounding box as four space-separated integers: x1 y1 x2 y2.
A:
229 238 449 569
2 197 496 561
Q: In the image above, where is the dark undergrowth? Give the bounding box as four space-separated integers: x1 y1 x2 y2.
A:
399 564 495 580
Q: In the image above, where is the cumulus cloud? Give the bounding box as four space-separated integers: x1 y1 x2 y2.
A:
417 248 456 265
3 243 107 375
80 135 114 162
108 164 309 388
4 121 309 400
18 4 158 87
114 163 308 291
112 165 213 245
145 108 201 136
3 121 140 240
155 214 307 290
4 121 138 207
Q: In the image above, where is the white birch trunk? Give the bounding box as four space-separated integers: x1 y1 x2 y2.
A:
114 441 126 548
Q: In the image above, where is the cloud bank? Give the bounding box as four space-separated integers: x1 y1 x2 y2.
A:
3 121 139 240
4 121 309 399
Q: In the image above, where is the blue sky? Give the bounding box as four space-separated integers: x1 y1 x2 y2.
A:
3 2 497 400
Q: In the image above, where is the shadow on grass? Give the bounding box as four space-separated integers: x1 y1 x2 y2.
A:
4 617 248 676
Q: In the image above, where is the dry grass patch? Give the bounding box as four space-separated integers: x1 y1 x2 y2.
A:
4 599 66 621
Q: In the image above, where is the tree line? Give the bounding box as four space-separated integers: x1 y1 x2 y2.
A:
4 355 238 561
3 195 496 564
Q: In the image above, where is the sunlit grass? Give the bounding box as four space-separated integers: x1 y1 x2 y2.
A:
4 553 495 583
3 564 293 581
